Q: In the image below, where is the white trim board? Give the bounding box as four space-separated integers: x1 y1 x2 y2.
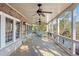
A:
0 11 20 22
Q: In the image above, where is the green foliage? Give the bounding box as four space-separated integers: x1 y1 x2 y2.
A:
76 21 79 39
38 23 47 32
59 14 71 38
32 24 37 32
32 23 47 32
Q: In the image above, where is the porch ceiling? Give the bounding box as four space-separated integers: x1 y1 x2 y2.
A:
9 3 71 24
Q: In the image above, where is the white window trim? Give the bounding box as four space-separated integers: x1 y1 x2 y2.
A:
0 11 21 49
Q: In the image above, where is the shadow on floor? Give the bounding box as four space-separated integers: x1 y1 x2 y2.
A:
10 33 70 56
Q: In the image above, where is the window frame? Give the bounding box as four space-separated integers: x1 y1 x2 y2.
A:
0 11 21 49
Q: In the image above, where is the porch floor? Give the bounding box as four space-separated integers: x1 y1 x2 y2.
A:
10 33 70 56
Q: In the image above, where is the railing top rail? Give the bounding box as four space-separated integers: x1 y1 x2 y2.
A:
52 33 79 43
52 33 71 40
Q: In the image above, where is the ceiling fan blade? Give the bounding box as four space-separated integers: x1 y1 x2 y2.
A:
41 13 45 17
42 11 52 14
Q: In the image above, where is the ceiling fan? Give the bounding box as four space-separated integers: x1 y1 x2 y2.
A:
34 3 52 25
33 3 52 17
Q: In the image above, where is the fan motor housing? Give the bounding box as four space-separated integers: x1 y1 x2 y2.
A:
37 9 42 13
38 4 42 7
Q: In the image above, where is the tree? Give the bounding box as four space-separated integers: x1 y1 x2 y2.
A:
59 13 71 38
38 22 47 32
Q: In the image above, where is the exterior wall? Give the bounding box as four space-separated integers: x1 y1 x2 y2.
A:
0 11 23 56
0 3 29 56
0 40 22 56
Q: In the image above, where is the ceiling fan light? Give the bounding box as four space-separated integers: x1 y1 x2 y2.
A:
39 20 41 25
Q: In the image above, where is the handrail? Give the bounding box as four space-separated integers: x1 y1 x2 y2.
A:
52 33 79 43
52 33 71 40
47 32 79 55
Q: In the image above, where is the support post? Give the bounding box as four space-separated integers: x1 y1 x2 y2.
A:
13 20 16 42
57 18 60 43
71 11 76 55
1 13 6 48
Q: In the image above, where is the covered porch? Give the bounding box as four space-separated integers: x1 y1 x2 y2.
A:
0 3 79 56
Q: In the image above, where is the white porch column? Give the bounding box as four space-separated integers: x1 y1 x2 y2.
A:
25 23 27 36
21 22 23 40
13 20 16 42
71 11 76 55
1 13 6 48
19 22 22 41
51 21 53 37
57 18 60 43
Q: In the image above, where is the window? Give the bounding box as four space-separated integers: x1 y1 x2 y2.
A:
5 17 13 43
53 19 58 34
16 21 20 39
30 26 32 31
48 23 50 32
27 25 29 34
22 23 26 37
48 22 53 36
50 22 53 33
29 26 32 33
58 11 72 50
52 19 58 42
59 11 72 38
